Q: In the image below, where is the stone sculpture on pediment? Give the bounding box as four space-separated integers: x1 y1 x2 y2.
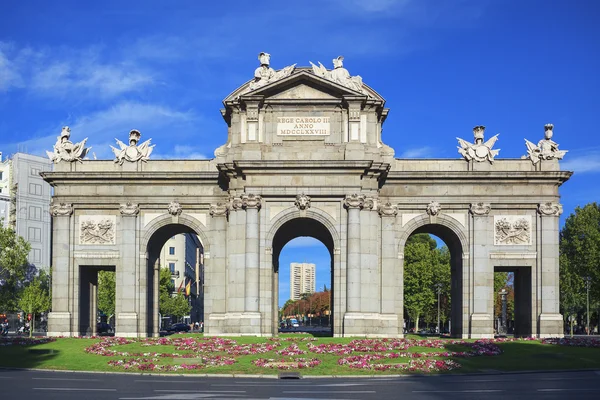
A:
167 201 182 216
119 202 140 216
247 52 296 91
457 126 500 163
50 202 73 217
294 193 311 210
111 130 155 165
523 124 567 165
47 126 91 163
538 202 563 216
310 56 365 94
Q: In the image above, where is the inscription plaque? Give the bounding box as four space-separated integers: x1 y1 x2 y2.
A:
277 116 330 136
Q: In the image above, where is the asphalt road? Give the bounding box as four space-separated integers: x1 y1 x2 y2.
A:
0 369 599 399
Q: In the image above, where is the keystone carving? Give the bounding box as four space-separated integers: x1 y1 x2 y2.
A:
241 193 262 209
119 202 139 216
168 201 183 216
426 201 441 216
457 126 500 163
209 203 229 217
538 202 563 216
46 126 90 163
295 193 311 210
378 202 398 217
50 202 73 216
344 194 365 209
470 202 491 216
523 124 568 164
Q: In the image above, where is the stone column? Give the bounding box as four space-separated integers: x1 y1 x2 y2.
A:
361 197 379 313
469 202 494 339
153 258 160 337
207 203 228 334
379 203 399 333
537 202 563 338
344 194 364 313
117 203 139 337
243 194 262 312
91 283 98 336
47 202 73 337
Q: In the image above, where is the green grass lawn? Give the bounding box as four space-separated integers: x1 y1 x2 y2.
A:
1 334 599 376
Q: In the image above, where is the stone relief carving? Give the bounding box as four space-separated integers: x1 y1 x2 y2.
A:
295 193 311 210
310 56 365 94
523 124 567 165
457 126 500 163
494 215 532 245
344 193 365 209
80 216 116 245
241 193 262 209
111 130 155 165
209 203 229 217
50 202 73 216
168 201 182 216
119 202 140 216
426 201 441 216
248 52 296 91
46 126 91 163
470 202 491 216
538 202 563 216
379 202 398 217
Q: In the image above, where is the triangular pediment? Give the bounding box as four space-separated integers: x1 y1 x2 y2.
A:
223 68 385 103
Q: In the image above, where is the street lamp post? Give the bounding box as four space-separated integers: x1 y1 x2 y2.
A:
585 276 592 335
435 283 443 336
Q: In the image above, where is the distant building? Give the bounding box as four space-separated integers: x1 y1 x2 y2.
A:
158 233 204 323
0 152 52 271
290 262 316 300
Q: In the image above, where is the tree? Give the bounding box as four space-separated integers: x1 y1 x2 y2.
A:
158 267 190 321
0 222 31 311
97 270 115 322
18 277 50 337
560 203 600 333
404 240 437 330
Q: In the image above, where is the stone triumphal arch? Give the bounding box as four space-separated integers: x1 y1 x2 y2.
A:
43 53 571 338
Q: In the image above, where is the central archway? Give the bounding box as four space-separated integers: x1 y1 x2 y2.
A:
268 210 339 336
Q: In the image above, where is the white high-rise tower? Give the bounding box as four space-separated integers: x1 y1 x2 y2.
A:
289 262 316 301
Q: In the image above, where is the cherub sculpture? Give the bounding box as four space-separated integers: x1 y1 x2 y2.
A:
111 129 154 165
310 56 364 94
523 124 567 164
46 126 90 163
457 126 500 163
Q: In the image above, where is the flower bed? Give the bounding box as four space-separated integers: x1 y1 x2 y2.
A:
542 337 600 348
253 357 322 369
0 337 56 346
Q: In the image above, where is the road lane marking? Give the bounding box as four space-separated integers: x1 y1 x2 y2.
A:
33 377 101 381
538 389 597 392
34 388 117 391
413 390 504 393
284 391 376 394
155 390 245 393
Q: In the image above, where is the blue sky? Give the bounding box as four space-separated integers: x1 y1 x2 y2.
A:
1 1 598 306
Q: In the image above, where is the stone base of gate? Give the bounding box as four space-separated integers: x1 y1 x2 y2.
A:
538 313 564 338
470 313 494 338
205 312 267 336
115 312 139 338
342 313 400 337
47 311 72 337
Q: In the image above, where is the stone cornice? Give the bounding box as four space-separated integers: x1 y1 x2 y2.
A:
386 170 572 185
41 171 219 186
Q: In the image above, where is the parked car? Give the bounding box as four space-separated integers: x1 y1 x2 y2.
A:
97 322 113 334
167 323 191 333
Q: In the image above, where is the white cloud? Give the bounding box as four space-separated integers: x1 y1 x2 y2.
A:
0 47 23 90
399 146 435 158
153 145 209 160
343 0 412 13
560 152 600 174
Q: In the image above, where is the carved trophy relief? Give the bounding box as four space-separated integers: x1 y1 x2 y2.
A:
457 126 500 163
111 130 155 165
295 193 311 210
523 124 568 164
46 126 91 163
494 215 532 245
79 216 116 245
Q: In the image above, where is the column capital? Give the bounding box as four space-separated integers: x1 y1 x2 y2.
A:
119 202 139 216
378 202 398 217
242 193 262 210
209 202 229 217
470 202 491 216
344 193 365 209
50 202 73 217
538 202 563 217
